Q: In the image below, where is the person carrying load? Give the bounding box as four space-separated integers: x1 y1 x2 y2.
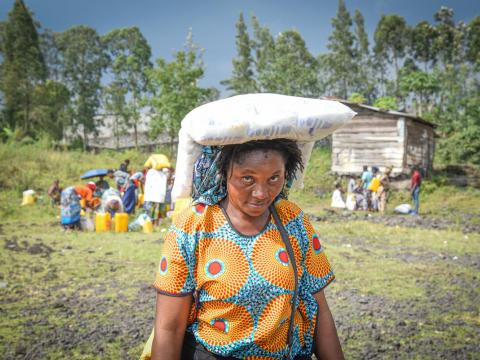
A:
141 94 356 360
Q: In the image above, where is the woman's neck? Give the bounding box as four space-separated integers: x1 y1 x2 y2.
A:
220 198 271 236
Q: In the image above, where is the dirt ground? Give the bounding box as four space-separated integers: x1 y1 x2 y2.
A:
1 213 479 360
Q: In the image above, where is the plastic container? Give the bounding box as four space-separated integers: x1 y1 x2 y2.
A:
95 212 111 232
137 193 144 207
114 213 128 233
143 218 153 233
80 215 95 231
21 190 36 206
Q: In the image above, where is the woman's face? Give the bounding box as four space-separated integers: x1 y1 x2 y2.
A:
226 149 286 218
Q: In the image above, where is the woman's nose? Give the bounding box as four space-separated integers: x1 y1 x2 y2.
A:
252 184 268 199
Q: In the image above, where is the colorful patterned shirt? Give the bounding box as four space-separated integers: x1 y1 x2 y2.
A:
153 199 334 359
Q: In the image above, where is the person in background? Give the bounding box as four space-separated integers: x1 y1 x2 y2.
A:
95 172 111 197
120 159 130 173
122 172 144 214
164 169 174 215
378 166 393 214
47 179 62 206
368 166 381 211
114 168 130 193
331 182 346 209
60 182 97 230
143 166 167 224
75 182 98 210
360 165 373 210
99 187 124 218
346 174 357 211
410 166 422 215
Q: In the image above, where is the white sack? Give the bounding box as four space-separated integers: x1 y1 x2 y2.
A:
172 94 356 201
183 93 355 145
394 203 412 214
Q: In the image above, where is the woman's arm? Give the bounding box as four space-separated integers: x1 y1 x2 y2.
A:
313 290 344 360
151 293 193 360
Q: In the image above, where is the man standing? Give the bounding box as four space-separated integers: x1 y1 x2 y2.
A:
410 166 422 215
144 167 167 224
360 165 373 210
378 166 393 214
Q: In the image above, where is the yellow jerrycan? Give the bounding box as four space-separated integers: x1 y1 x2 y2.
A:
95 212 111 232
114 213 129 233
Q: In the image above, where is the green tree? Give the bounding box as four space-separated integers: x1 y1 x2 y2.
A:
466 16 480 65
324 0 356 99
31 80 70 141
352 9 374 101
373 96 398 110
1 0 46 136
251 15 276 92
399 67 440 116
57 25 106 150
410 21 438 71
374 15 409 96
40 29 62 81
348 92 366 104
433 7 460 67
221 13 257 94
102 27 152 148
269 30 319 96
147 32 215 153
103 83 127 150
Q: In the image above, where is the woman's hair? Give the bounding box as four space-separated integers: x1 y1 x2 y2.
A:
217 138 304 184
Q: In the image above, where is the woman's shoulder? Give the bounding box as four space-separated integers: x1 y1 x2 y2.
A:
172 202 223 234
274 198 304 225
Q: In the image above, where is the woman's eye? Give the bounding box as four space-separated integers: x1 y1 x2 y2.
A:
242 176 254 183
269 175 280 182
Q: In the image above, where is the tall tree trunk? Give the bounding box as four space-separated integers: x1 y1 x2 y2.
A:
115 116 119 151
393 49 399 96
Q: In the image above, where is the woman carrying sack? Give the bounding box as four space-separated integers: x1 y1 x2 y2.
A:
148 139 344 359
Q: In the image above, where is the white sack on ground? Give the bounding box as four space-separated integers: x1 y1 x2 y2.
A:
172 93 356 201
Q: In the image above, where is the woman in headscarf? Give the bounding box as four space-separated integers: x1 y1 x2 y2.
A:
100 187 124 218
60 182 97 229
149 139 343 360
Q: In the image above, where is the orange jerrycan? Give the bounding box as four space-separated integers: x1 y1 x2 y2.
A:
95 212 111 232
114 213 128 233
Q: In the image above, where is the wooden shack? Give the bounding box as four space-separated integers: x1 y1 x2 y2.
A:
331 101 436 176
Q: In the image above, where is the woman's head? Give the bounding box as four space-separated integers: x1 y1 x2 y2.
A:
217 139 303 217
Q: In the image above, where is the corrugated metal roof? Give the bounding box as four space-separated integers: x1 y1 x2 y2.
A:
321 98 437 128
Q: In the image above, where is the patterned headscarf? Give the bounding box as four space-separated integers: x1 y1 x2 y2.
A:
192 146 226 205
191 145 293 205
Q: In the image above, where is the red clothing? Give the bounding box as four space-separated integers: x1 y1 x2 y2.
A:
411 170 422 189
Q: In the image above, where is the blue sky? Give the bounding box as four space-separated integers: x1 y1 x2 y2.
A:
1 0 479 93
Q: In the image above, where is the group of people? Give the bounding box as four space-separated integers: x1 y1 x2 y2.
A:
331 165 422 215
51 158 176 230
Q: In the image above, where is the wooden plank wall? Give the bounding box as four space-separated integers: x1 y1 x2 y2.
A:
405 120 435 175
332 112 404 174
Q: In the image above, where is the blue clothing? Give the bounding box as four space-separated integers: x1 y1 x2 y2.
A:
122 184 137 214
412 186 420 215
361 171 373 190
60 187 81 225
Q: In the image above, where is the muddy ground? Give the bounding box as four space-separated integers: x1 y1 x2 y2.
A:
1 213 479 360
